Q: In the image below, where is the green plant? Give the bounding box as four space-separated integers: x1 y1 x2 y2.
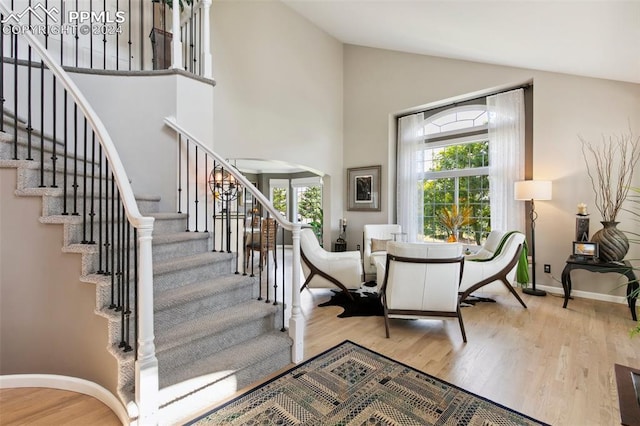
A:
438 205 474 242
297 185 323 243
623 186 640 337
422 142 490 243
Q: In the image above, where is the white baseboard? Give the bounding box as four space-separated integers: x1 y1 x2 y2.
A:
0 374 129 425
536 284 631 306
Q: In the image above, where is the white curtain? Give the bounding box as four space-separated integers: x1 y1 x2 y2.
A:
487 88 526 232
397 112 424 242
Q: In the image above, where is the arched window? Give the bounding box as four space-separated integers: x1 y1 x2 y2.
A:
423 105 490 244
397 89 527 246
412 105 490 244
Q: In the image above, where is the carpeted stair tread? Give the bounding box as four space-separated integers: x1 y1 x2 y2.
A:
2 127 66 149
153 251 234 275
0 159 42 169
155 300 277 351
15 186 158 202
158 332 292 395
1 137 164 193
154 275 255 311
0 157 160 203
62 243 99 254
15 187 65 197
13 185 159 206
39 214 142 227
148 212 188 220
39 214 85 224
153 232 210 245
4 142 293 420
1 155 108 184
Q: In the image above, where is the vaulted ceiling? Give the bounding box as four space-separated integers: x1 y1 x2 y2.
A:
282 0 640 84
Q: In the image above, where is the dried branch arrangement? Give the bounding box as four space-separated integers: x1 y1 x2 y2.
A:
580 128 640 222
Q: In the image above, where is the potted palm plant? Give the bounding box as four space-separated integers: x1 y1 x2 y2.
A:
438 205 473 242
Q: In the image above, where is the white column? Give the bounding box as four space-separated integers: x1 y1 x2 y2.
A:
201 0 213 78
171 1 183 70
289 225 304 363
135 220 159 425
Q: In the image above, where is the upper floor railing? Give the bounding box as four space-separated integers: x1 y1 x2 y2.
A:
2 0 212 77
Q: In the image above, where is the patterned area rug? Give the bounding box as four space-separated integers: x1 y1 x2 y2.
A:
187 340 549 426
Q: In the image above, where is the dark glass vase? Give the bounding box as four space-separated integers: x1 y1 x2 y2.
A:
591 221 629 262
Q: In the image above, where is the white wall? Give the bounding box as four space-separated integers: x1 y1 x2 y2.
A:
0 169 119 396
207 0 640 298
343 45 640 296
70 71 215 212
176 75 215 145
210 0 344 245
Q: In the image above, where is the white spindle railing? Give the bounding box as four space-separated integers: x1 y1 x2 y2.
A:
0 0 212 77
163 116 305 363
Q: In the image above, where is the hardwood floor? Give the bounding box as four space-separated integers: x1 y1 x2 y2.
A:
0 387 120 425
298 288 639 426
3 288 638 425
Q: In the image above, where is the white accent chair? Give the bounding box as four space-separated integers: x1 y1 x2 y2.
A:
363 224 402 282
380 242 466 342
300 228 363 300
459 230 527 308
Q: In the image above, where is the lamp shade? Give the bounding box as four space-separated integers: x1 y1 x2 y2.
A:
514 180 552 201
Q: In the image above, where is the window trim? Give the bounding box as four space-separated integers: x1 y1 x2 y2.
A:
269 179 289 219
417 105 491 243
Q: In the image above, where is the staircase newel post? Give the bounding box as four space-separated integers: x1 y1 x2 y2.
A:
135 219 159 425
201 0 213 79
171 0 183 71
289 225 304 363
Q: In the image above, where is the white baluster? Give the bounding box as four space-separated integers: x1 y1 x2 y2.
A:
289 225 304 363
201 0 213 78
135 222 159 425
171 0 183 70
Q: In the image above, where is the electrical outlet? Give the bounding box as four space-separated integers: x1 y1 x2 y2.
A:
544 264 551 273
356 244 361 251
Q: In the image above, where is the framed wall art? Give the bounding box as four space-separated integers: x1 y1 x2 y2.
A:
347 165 381 211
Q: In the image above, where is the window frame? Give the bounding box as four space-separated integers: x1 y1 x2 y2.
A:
269 178 289 220
418 105 491 243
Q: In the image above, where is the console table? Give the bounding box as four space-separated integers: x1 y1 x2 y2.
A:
561 257 637 321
